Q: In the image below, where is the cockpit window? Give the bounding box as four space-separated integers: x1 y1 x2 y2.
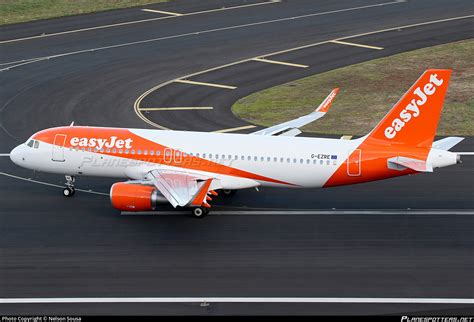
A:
34 141 39 149
27 140 34 147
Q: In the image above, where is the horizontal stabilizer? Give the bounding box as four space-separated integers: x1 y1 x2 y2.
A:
432 137 464 150
388 156 433 172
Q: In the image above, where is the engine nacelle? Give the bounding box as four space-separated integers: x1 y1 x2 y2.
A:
110 182 166 211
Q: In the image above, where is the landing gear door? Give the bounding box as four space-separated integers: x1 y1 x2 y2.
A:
52 134 67 162
347 149 361 176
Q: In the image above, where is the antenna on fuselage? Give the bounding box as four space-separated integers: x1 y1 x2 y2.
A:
69 121 74 127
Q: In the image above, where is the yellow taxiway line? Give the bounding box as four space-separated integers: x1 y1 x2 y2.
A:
330 40 384 50
174 79 237 90
141 9 183 16
252 58 308 68
140 107 213 111
213 125 256 133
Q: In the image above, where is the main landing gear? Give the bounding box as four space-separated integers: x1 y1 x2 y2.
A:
191 206 210 218
221 189 237 197
63 175 75 197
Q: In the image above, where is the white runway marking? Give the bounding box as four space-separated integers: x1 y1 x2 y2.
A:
330 40 384 50
141 9 182 16
122 210 474 216
252 57 309 68
0 172 108 196
213 125 257 133
0 0 280 44
0 154 10 156
174 79 237 89
140 107 214 111
1 297 472 304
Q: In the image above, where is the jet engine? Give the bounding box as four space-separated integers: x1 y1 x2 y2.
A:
110 182 167 211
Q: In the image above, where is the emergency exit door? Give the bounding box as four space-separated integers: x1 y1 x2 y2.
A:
347 149 361 176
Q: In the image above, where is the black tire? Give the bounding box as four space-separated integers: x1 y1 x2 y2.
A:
63 187 75 197
222 189 237 197
192 207 209 218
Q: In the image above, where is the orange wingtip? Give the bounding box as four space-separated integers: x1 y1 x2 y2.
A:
316 88 339 113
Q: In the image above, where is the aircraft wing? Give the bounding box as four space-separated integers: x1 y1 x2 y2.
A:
147 169 214 208
250 88 339 137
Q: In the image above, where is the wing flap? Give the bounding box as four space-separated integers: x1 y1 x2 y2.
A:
149 170 213 207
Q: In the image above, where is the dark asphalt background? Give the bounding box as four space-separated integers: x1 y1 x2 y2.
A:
0 0 473 315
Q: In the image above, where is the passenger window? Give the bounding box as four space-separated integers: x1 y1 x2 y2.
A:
313 159 317 164
300 159 303 164
137 150 142 155
326 160 330 165
119 149 122 154
203 153 206 158
287 158 290 163
144 150 148 155
306 159 310 164
131 150 135 154
254 156 257 161
106 148 111 153
280 158 284 162
209 154 213 158
156 151 161 156
260 157 264 161
150 150 154 156
293 159 297 163
125 150 129 154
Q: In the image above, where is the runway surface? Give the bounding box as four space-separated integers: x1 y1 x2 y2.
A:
0 0 473 315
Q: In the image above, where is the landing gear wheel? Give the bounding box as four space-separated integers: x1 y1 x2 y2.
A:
63 187 75 197
192 207 209 218
63 175 76 197
222 189 236 197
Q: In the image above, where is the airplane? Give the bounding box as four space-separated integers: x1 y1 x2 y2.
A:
9 69 467 217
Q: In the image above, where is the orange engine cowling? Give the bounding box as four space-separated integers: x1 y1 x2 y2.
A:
110 182 164 211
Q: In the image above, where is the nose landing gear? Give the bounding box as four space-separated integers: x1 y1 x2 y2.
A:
63 175 75 197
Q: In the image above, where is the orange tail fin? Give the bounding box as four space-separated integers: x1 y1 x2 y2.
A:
367 69 451 148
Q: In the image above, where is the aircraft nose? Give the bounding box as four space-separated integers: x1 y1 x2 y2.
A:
10 145 24 166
